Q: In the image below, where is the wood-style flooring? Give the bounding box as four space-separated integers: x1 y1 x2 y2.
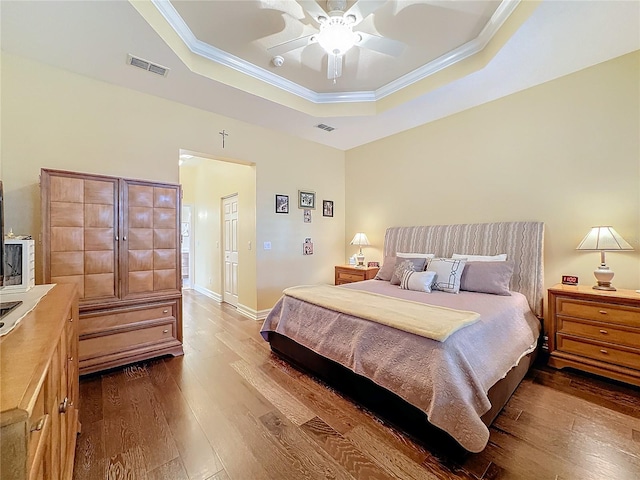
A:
73 289 640 480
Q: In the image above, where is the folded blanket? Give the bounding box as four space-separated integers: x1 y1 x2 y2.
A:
284 284 480 341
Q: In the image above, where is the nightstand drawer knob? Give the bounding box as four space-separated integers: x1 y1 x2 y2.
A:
599 310 608 315
599 349 609 355
599 329 608 335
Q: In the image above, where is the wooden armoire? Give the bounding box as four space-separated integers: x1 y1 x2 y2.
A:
41 169 183 375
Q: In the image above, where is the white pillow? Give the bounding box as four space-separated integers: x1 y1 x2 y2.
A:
397 252 435 259
452 253 507 262
426 258 467 294
399 270 436 292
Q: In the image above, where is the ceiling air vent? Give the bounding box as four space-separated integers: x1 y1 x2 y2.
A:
127 54 170 77
315 123 335 132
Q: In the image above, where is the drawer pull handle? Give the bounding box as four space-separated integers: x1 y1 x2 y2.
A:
599 310 608 315
59 397 69 414
163 309 169 314
599 349 609 355
31 417 45 432
599 330 608 335
163 329 169 334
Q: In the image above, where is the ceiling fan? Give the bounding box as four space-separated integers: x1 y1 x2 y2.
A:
268 0 405 82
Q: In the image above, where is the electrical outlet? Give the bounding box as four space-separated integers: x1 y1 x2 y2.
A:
264 242 271 250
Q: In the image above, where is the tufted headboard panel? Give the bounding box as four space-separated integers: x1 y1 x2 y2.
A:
383 222 545 316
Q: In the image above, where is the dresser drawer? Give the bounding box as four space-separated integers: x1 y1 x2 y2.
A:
79 301 178 336
557 317 640 349
79 321 177 361
556 334 640 370
555 298 640 328
337 272 364 283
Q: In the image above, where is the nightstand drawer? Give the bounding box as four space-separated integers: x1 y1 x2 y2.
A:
557 335 640 370
338 272 365 282
555 298 640 328
557 317 640 349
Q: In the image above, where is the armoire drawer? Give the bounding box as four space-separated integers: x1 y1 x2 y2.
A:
79 301 178 336
79 321 177 361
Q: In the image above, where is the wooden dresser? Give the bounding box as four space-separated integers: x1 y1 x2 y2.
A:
0 284 80 480
548 284 640 386
41 169 183 375
335 265 379 285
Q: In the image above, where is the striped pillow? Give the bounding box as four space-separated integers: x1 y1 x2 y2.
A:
400 270 437 292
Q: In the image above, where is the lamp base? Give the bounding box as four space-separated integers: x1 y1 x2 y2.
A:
356 252 365 267
593 265 616 291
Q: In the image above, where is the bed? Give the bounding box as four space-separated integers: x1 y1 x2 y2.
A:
261 222 544 454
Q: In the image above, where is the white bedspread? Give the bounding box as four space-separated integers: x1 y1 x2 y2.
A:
261 280 540 452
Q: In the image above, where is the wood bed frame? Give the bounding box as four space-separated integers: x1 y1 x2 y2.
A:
265 222 545 455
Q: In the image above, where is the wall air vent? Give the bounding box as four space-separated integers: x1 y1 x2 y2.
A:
127 54 170 77
315 124 335 132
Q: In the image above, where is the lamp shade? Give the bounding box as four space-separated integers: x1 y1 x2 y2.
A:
350 233 370 246
576 226 633 251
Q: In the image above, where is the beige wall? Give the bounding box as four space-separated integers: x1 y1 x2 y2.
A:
345 51 640 297
1 52 346 315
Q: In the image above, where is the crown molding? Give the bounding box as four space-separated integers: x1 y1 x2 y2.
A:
151 0 519 105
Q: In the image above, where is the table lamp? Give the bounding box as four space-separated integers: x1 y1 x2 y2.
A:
576 226 633 291
350 233 370 267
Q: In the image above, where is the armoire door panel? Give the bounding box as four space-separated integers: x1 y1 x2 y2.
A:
154 188 177 208
85 251 115 274
50 176 84 203
85 274 116 298
85 228 115 251
128 229 154 249
154 270 177 291
153 209 176 228
128 250 153 271
50 252 84 277
129 272 154 293
85 204 114 228
129 207 154 228
51 227 84 252
153 250 176 270
50 202 84 227
84 179 116 204
154 229 176 249
128 185 154 207
51 275 85 299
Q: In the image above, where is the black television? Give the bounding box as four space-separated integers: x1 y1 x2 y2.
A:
0 180 23 323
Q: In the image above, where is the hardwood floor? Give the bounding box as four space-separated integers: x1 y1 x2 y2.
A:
73 289 640 480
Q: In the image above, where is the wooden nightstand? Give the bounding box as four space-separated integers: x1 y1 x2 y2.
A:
335 265 379 285
548 284 640 386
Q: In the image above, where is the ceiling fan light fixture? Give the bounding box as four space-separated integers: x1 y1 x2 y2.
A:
317 17 359 56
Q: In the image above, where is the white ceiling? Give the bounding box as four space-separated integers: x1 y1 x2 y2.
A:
1 1 639 151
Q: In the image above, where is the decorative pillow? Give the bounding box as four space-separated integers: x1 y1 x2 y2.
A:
390 257 427 285
452 253 507 262
399 270 436 293
397 252 435 259
374 256 396 281
426 258 467 293
460 261 514 296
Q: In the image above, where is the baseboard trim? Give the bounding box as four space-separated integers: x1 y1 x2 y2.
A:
193 285 222 303
237 303 271 321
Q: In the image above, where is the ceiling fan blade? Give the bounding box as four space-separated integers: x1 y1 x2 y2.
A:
344 0 386 25
357 31 405 57
297 0 329 23
327 54 343 79
267 34 317 56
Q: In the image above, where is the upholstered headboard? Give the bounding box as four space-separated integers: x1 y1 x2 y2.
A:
383 222 545 316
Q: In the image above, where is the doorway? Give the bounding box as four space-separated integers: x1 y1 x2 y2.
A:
222 194 239 307
181 204 193 289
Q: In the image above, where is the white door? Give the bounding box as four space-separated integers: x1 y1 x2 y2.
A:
181 204 193 289
222 195 239 307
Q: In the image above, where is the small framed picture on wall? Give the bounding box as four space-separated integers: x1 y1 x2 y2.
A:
298 190 315 209
275 194 289 213
322 200 333 217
